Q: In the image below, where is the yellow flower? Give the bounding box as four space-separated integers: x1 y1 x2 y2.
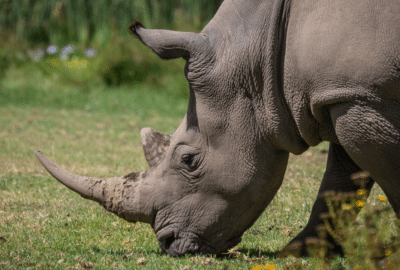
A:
251 265 276 270
263 264 276 270
357 189 367 196
66 58 88 70
377 195 388 202
47 58 61 68
356 200 365 208
385 250 392 256
342 203 352 210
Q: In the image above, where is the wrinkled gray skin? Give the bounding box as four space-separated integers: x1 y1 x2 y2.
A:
36 0 400 257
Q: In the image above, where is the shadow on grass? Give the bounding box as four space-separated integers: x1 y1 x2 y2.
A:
109 246 279 259
216 248 279 261
89 245 164 257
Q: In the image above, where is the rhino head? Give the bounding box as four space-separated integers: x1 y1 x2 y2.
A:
36 0 303 256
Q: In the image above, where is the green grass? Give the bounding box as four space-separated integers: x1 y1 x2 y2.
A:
0 67 399 269
0 105 325 269
2 0 398 268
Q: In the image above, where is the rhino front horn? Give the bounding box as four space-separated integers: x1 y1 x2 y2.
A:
35 151 108 202
129 20 204 60
34 151 153 224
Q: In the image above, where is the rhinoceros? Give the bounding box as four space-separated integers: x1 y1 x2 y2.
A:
35 0 400 257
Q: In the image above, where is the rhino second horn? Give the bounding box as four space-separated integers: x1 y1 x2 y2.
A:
140 128 171 167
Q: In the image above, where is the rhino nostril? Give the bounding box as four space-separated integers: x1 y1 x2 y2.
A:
164 235 175 250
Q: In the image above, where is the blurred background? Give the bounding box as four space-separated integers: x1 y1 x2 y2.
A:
0 0 223 109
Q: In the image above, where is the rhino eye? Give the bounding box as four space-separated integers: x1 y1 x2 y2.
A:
181 154 196 168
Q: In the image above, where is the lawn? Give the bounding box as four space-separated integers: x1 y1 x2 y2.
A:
2 0 398 268
0 63 398 270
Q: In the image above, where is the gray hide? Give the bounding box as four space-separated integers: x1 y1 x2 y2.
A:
36 0 400 258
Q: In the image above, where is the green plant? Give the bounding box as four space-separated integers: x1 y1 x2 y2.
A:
311 174 400 269
0 0 223 48
0 0 217 97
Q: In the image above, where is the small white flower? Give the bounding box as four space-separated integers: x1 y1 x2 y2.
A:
28 49 44 62
60 45 74 60
61 45 75 55
36 49 44 58
46 45 58 54
85 48 96 57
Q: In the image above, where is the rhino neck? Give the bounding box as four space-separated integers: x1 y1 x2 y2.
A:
258 0 310 155
201 0 308 154
219 0 309 154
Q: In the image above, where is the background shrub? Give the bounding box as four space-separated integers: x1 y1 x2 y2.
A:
0 0 223 101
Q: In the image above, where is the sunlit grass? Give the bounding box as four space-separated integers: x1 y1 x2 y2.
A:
0 64 398 269
1 0 397 268
1 100 397 268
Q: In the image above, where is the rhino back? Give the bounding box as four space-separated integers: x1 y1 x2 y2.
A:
283 0 400 146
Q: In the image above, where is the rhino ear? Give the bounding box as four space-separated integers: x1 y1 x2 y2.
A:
129 20 201 60
140 127 171 167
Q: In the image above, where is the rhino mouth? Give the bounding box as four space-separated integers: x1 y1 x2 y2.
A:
156 229 211 256
156 227 241 256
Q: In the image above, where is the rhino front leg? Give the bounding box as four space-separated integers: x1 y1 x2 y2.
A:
328 100 400 265
330 101 400 217
281 142 374 258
